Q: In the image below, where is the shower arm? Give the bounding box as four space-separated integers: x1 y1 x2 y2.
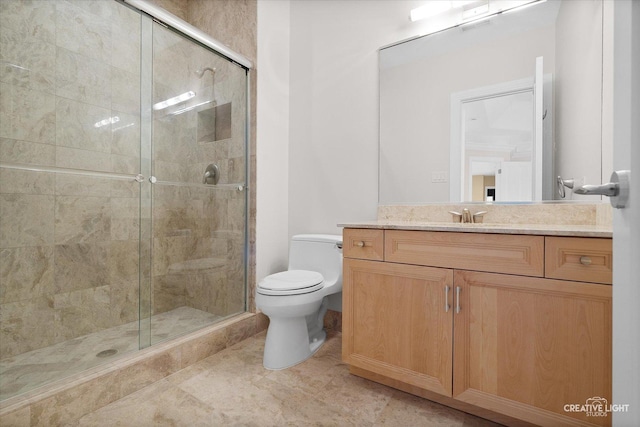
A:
195 67 216 79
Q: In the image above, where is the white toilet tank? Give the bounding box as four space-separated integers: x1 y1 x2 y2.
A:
288 234 342 286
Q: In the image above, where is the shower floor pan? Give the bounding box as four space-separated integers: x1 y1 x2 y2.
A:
0 306 221 401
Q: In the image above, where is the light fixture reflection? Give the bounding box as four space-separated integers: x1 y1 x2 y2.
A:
153 91 196 111
168 100 215 117
502 0 546 15
94 116 120 128
410 1 477 22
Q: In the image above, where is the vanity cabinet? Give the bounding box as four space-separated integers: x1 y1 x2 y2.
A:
343 258 454 396
453 271 611 427
342 228 612 427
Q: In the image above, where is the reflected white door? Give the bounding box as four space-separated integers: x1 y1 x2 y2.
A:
451 59 550 202
612 1 639 424
496 162 532 201
534 56 543 201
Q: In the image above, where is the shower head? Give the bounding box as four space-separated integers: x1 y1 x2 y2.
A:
195 67 216 78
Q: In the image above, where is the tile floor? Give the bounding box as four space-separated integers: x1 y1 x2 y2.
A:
1 307 222 400
72 330 504 426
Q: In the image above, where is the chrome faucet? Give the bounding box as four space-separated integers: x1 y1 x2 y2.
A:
462 208 472 223
449 209 487 223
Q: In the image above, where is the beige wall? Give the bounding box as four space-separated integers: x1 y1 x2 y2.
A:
148 0 188 20
555 0 604 199
472 176 496 202
256 0 291 284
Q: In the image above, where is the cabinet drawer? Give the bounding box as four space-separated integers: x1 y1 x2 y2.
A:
545 237 612 284
385 230 544 277
343 228 384 260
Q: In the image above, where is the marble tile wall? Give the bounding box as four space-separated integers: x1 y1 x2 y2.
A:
182 0 258 312
1 0 256 417
149 24 248 322
1 0 253 361
0 0 142 360
148 0 189 21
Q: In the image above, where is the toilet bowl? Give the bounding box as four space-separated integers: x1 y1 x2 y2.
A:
256 234 342 370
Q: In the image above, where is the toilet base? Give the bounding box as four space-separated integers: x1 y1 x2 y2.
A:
309 328 327 355
262 317 327 370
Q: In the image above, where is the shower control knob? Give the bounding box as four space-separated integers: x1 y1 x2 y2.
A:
149 176 157 184
203 164 220 185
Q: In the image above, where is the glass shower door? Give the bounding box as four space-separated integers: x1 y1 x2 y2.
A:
144 22 248 345
0 0 248 402
0 0 143 399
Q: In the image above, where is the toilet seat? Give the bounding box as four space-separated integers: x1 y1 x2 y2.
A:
258 270 324 296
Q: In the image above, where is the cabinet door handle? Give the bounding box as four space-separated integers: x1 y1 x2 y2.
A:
445 286 451 312
580 256 592 265
355 241 365 247
455 286 461 314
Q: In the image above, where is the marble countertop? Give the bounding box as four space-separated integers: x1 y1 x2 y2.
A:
338 220 613 238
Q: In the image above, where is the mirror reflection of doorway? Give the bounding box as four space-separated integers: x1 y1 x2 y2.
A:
485 186 495 202
450 57 553 202
464 90 534 201
469 157 501 201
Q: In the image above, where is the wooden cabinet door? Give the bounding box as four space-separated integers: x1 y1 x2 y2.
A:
343 258 454 397
453 271 612 427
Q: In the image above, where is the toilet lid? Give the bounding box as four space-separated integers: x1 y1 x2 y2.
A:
258 270 324 295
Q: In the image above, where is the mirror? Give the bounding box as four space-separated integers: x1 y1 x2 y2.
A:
379 0 608 204
459 89 536 202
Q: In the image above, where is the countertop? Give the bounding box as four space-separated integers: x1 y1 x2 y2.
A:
338 220 612 238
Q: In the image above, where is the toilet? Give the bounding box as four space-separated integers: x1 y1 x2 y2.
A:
256 234 343 370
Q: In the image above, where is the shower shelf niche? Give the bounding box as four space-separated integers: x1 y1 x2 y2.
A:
197 102 232 144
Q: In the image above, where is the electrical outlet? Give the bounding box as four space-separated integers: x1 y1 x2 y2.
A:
431 171 448 183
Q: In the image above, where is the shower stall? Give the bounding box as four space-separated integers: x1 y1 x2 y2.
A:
0 0 250 401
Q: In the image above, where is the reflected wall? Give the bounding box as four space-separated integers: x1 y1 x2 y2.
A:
379 0 607 204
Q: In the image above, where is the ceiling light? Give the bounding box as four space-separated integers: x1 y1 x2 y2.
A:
462 1 490 21
452 1 479 7
410 2 451 22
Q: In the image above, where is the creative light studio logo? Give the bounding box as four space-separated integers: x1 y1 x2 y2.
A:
564 397 630 417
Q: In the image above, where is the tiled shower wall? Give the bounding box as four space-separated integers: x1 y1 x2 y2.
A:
0 0 252 360
149 25 247 319
183 0 258 313
0 1 142 359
